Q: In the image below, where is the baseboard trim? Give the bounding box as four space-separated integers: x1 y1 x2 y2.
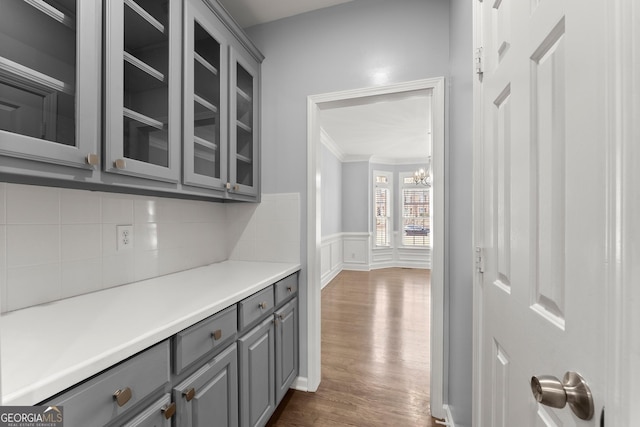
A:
434 404 455 427
321 264 343 289
291 376 309 392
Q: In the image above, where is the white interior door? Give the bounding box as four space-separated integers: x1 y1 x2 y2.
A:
474 0 608 425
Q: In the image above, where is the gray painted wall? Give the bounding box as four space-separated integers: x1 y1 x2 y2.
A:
342 162 369 233
246 0 450 384
321 146 343 237
247 3 475 426
447 0 473 425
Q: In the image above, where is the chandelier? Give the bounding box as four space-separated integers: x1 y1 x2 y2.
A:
413 157 432 187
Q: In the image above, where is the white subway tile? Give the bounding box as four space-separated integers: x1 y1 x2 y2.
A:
102 255 135 289
0 225 6 312
102 224 118 257
61 224 101 262
134 250 160 282
6 184 60 224
0 183 6 224
7 263 60 311
102 196 134 224
61 259 102 299
135 223 159 252
60 189 101 224
134 199 158 224
7 225 59 267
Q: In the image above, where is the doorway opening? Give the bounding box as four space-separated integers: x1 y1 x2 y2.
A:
305 77 446 418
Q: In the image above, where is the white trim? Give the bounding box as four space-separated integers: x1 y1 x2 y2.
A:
321 233 343 288
290 376 308 392
320 128 345 162
471 1 484 425
606 0 638 425
436 404 456 427
307 78 446 415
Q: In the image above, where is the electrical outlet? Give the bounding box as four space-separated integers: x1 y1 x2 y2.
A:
116 225 134 252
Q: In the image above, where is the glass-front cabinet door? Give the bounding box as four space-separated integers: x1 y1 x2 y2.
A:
229 47 259 197
0 0 100 169
105 0 180 182
183 0 228 191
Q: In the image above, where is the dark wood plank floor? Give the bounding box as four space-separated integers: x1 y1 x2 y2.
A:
267 268 441 426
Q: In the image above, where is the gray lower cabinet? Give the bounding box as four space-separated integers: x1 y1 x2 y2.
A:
275 298 298 405
173 343 239 427
38 273 298 427
42 341 171 427
238 316 275 427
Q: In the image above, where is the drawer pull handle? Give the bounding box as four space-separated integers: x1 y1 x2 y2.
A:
113 387 132 407
162 402 176 419
183 387 196 402
211 329 222 340
259 302 268 310
287 286 293 293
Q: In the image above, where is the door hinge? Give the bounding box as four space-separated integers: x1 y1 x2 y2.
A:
474 47 484 75
475 247 485 274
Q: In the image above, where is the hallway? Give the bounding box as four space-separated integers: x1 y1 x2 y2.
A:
267 268 438 426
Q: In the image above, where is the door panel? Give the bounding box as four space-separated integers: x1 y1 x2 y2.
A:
475 0 606 425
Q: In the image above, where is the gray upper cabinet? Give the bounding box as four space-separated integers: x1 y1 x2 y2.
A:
183 0 228 193
104 0 181 182
229 47 260 198
0 0 101 170
1 0 262 201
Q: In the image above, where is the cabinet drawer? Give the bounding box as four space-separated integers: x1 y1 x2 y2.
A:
274 273 298 306
174 305 238 374
43 341 170 427
121 393 173 427
238 286 274 330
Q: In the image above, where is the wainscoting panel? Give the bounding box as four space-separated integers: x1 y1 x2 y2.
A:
321 232 430 287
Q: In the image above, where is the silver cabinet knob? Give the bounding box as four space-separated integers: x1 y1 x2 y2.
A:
258 301 267 310
530 372 594 420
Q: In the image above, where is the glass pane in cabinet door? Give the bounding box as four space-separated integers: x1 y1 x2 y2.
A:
235 64 253 187
193 101 219 178
192 21 221 179
0 0 77 146
123 0 169 167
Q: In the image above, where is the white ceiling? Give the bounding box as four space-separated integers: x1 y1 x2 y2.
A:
320 92 431 163
217 0 431 164
217 0 354 28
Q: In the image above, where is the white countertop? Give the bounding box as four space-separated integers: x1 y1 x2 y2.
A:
0 260 300 405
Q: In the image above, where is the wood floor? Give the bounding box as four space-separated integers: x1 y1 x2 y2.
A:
267 268 441 427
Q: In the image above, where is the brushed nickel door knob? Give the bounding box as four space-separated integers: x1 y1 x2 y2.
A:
530 371 594 420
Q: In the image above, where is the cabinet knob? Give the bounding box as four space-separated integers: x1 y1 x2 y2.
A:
86 153 99 166
287 287 293 293
259 301 268 310
113 387 132 407
233 184 240 191
183 387 196 402
161 402 176 419
225 182 231 190
211 329 222 341
114 158 126 169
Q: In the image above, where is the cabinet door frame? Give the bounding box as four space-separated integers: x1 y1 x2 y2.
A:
229 46 260 198
173 343 239 427
274 298 298 405
104 0 181 183
238 317 274 427
0 0 101 170
183 0 229 192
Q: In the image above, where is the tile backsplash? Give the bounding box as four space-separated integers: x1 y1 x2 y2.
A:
0 183 300 313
